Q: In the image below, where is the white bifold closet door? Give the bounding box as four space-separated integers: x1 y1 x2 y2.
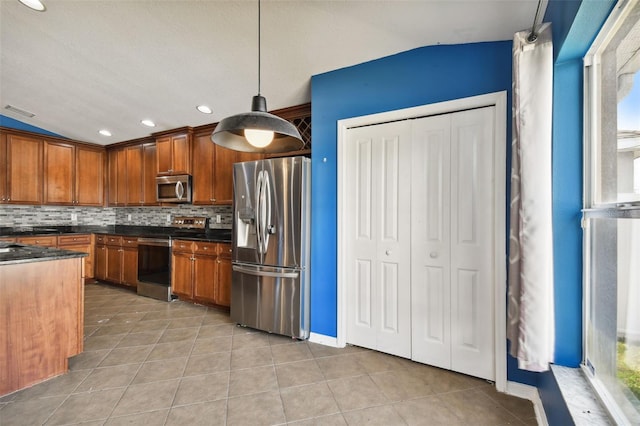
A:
410 107 495 381
345 120 413 359
345 106 496 381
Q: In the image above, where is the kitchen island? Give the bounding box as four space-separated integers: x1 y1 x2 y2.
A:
0 242 86 396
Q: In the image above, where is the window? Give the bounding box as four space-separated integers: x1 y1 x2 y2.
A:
584 1 640 424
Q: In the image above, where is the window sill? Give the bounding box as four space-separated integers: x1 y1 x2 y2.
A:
551 365 613 425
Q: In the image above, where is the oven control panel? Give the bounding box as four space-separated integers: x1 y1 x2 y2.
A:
172 216 208 229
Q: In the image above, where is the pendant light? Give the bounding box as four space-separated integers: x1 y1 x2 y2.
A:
211 0 303 153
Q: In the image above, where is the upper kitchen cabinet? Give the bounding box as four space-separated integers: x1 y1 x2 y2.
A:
1 132 43 204
108 147 127 206
192 127 262 205
44 140 105 206
0 132 6 203
107 139 157 206
264 103 312 158
155 128 192 176
142 142 158 205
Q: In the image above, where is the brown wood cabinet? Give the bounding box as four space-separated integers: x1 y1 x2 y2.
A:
58 234 94 280
171 239 231 307
108 142 157 206
3 133 43 204
101 235 138 287
44 141 104 206
216 243 232 307
142 143 158 205
94 235 107 280
108 148 128 206
16 235 58 247
192 129 262 205
156 130 191 176
0 132 6 203
125 145 143 205
0 256 84 396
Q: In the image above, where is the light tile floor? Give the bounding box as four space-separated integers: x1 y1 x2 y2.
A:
0 283 537 425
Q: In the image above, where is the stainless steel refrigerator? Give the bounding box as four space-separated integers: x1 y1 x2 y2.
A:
231 156 310 339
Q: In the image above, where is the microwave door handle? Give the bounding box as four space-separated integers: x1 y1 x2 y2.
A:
176 181 184 200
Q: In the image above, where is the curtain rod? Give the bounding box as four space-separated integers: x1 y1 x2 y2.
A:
527 0 544 42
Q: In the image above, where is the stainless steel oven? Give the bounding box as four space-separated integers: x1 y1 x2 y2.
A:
137 237 174 301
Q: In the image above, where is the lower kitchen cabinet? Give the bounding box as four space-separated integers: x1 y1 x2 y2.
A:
95 236 107 281
171 239 231 307
58 234 94 280
216 244 232 307
16 235 58 247
97 235 138 287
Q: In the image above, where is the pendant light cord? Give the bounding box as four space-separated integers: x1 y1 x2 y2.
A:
257 0 261 96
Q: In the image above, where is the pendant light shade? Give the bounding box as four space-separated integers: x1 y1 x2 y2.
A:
212 95 303 153
211 0 303 153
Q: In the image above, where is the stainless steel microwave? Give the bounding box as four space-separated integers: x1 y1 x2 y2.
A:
156 175 192 203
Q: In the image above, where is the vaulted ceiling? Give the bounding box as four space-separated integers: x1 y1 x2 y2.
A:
0 0 545 145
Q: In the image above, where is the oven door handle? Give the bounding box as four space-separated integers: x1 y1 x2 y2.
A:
138 238 171 247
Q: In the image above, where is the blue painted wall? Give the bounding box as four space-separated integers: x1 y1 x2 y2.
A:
551 58 584 368
309 41 544 382
0 114 65 138
539 0 615 424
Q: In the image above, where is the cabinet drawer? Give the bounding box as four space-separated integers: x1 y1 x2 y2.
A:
0 237 17 243
122 237 138 247
218 243 233 258
194 241 217 255
58 234 91 246
106 235 123 246
95 234 107 244
172 240 194 253
18 235 58 247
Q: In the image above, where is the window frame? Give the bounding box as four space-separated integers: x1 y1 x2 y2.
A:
583 1 640 424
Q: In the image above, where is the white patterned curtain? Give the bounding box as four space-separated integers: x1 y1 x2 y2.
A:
507 22 555 372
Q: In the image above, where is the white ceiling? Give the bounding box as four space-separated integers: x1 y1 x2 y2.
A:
0 0 544 146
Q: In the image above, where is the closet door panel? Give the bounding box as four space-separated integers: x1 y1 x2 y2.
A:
346 121 411 359
449 107 495 381
411 115 452 367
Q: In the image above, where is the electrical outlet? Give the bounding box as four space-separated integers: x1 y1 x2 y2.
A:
216 214 221 223
166 214 171 223
127 214 132 221
71 213 77 221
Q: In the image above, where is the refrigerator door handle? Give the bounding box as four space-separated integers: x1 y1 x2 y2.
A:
263 170 271 253
256 171 264 254
233 265 299 279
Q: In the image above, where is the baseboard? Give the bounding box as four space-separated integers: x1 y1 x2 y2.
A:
506 381 548 426
308 332 339 347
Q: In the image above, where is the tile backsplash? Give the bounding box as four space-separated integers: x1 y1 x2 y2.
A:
0 205 232 229
0 205 116 227
116 205 232 229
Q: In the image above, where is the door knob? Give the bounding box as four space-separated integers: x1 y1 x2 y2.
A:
385 250 392 256
430 251 438 258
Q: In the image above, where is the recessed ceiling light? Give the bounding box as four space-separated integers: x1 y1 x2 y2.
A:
141 119 156 127
99 129 112 137
197 105 213 114
18 0 46 12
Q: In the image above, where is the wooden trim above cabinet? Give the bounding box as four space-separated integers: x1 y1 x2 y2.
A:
0 127 105 150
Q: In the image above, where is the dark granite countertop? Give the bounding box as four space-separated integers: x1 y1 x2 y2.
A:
0 242 88 266
0 225 232 243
